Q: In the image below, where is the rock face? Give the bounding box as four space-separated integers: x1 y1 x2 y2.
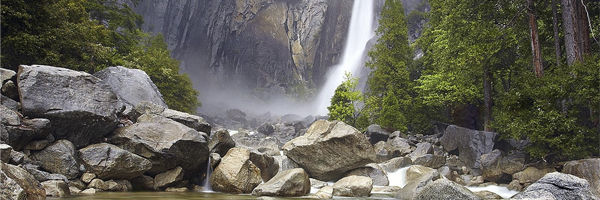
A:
30 140 80 180
94 66 167 111
563 158 600 196
413 179 482 200
131 0 355 104
17 65 123 148
282 120 376 181
78 143 152 180
332 176 373 197
210 147 263 193
512 172 599 200
441 125 497 169
110 114 209 176
1 162 46 200
252 168 311 197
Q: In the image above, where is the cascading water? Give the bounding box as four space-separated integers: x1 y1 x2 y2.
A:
203 157 213 192
314 0 376 115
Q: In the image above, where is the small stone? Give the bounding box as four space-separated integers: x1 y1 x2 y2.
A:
88 179 107 191
81 172 96 184
80 188 97 194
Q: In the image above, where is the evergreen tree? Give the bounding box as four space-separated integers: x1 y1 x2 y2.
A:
328 72 362 127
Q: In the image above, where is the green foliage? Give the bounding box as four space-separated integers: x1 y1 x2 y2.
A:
494 57 600 160
1 0 201 114
328 72 362 127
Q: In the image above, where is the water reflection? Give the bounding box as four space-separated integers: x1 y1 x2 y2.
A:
49 192 396 200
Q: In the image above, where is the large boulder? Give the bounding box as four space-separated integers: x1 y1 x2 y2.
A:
563 158 600 197
249 150 279 182
332 176 373 197
208 129 236 157
210 147 262 193
395 165 441 200
385 133 412 157
41 180 70 197
17 65 124 148
441 125 497 169
512 172 599 200
30 140 80 179
282 120 376 181
413 179 482 200
252 168 311 197
111 114 209 177
94 66 167 112
79 143 152 180
1 162 46 200
132 101 211 134
154 166 184 190
0 105 51 150
513 166 555 185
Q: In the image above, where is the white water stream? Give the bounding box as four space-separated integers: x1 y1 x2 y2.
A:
314 0 376 115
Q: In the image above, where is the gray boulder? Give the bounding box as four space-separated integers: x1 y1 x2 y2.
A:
513 167 555 185
154 166 184 190
332 176 373 197
441 125 497 169
94 66 167 112
249 150 279 182
233 136 280 156
79 143 152 180
282 120 376 181
1 162 46 200
1 80 18 100
208 129 236 157
386 133 412 157
1 144 12 163
413 179 482 200
0 105 51 150
1 94 18 111
132 101 211 134
210 147 262 193
410 142 433 159
378 156 412 172
252 168 311 197
412 154 446 169
41 180 70 197
563 158 600 197
21 164 68 183
30 140 80 179
111 114 209 177
365 124 390 145
512 172 599 200
17 65 123 148
395 165 441 200
345 163 389 186
1 68 16 83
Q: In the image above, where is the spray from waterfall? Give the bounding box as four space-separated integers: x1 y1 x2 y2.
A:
314 0 376 115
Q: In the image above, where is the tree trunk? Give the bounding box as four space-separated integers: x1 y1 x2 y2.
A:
528 0 543 77
562 0 581 65
552 0 562 65
484 65 493 132
578 0 591 55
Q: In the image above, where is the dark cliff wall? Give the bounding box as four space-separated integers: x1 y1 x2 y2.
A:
132 0 354 104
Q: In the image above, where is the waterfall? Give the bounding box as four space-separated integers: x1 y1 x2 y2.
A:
203 157 213 191
314 0 376 115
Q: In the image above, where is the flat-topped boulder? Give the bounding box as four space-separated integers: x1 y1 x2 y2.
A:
282 120 376 181
79 143 152 180
17 65 123 148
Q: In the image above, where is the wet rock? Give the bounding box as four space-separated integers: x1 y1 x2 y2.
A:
512 172 599 200
412 154 445 169
1 162 46 200
378 156 412 172
282 120 376 181
41 180 70 197
249 150 279 182
252 168 311 197
345 163 389 186
332 176 373 197
17 65 123 148
441 125 497 169
79 143 152 180
106 180 132 192
513 167 555 185
211 147 262 193
94 66 167 113
111 114 209 177
395 165 441 200
413 179 482 200
30 140 80 179
365 124 390 145
132 101 211 134
154 166 185 190
563 158 600 196
208 129 236 157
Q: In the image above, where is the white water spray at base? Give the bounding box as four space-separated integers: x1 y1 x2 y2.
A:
314 0 376 115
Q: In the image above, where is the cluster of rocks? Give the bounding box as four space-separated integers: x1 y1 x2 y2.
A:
2 65 599 200
1 65 211 198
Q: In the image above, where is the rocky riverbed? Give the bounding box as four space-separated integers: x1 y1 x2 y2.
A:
1 65 599 200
